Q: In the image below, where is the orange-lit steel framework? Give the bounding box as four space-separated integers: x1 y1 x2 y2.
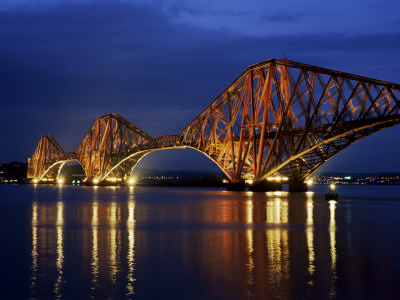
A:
28 135 74 182
28 59 400 186
75 113 154 182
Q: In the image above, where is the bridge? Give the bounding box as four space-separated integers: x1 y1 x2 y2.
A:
28 59 400 191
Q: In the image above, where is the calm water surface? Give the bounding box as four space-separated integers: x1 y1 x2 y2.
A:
1 184 400 299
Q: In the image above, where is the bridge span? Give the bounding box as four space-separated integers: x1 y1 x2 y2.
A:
28 59 400 191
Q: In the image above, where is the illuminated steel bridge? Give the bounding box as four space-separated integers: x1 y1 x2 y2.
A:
28 59 400 191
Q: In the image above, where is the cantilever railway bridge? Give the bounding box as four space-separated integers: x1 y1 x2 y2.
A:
28 59 400 191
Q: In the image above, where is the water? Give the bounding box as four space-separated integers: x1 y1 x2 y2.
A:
0 184 400 299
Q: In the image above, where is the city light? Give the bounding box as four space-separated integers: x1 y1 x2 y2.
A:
93 178 99 185
58 178 64 184
306 180 313 186
33 179 38 183
106 177 122 182
330 184 335 190
267 176 289 182
128 178 135 185
245 179 254 185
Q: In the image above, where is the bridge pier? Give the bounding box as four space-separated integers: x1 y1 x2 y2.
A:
288 179 307 192
249 181 282 192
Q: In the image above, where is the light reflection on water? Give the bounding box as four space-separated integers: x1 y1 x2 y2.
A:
54 199 64 299
306 199 315 291
30 202 38 297
0 185 394 299
126 190 136 296
91 189 99 298
246 197 254 298
27 188 329 299
329 200 337 299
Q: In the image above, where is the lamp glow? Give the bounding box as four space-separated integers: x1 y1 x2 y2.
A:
93 178 99 184
267 176 288 182
128 178 135 185
330 183 335 190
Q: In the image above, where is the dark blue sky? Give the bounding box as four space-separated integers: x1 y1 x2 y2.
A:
1 0 400 173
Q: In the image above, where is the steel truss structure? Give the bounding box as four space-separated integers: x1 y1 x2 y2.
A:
28 59 400 185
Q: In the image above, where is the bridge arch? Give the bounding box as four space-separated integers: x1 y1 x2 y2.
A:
36 159 88 183
99 146 231 184
56 160 88 182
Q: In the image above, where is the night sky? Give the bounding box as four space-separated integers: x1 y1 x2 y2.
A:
1 0 400 173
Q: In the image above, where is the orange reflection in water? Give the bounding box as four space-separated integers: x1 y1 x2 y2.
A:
329 200 337 298
27 188 344 299
266 228 289 297
266 198 288 224
29 187 138 298
54 200 64 299
305 194 316 298
30 202 38 298
109 201 119 284
306 200 315 282
126 188 136 296
30 188 65 299
246 196 254 297
91 200 99 295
